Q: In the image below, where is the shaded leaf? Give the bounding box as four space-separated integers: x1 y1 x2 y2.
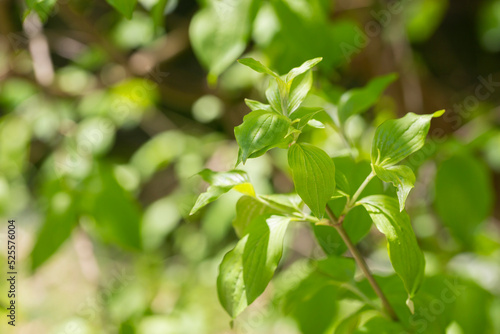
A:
217 214 290 318
338 73 397 124
359 195 425 297
106 0 137 19
435 154 494 245
373 164 415 212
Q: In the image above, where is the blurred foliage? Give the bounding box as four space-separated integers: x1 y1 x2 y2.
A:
0 0 498 333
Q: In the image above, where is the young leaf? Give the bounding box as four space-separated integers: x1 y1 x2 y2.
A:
288 71 313 115
288 143 336 218
190 169 255 215
371 110 445 167
359 195 425 298
235 110 291 164
285 57 322 83
372 164 416 212
106 0 137 19
217 214 290 318
290 107 324 130
244 98 274 113
265 77 288 114
337 73 397 124
238 58 279 78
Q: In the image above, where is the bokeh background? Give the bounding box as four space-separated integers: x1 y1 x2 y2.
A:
0 0 500 333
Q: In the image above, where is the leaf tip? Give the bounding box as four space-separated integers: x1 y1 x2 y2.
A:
433 109 445 118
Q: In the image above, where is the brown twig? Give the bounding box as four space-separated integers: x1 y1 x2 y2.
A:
325 205 399 321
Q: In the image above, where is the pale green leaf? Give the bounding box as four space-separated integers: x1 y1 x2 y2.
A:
290 107 323 129
189 0 260 77
190 169 255 215
338 73 397 124
288 71 313 115
288 143 336 218
217 214 290 318
235 110 291 164
238 58 279 78
372 164 416 212
285 57 322 83
371 110 445 167
359 195 425 297
244 98 274 113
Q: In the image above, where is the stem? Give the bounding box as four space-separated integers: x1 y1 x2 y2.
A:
325 206 399 321
350 171 375 206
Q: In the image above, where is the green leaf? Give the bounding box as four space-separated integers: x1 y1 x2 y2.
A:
284 256 353 334
285 57 322 83
238 58 279 78
232 196 278 238
31 181 78 270
83 164 142 250
265 77 287 114
371 110 444 167
372 164 416 212
151 0 170 28
25 0 57 22
314 205 372 256
244 98 274 113
235 110 291 164
190 169 255 215
290 107 324 129
434 154 494 245
217 214 290 318
106 0 137 19
189 0 260 78
288 143 336 218
337 73 397 124
284 272 339 334
359 195 425 297
288 71 313 115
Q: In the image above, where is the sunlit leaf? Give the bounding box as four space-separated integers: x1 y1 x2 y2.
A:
371 110 444 167
235 110 291 164
288 143 335 218
190 169 255 215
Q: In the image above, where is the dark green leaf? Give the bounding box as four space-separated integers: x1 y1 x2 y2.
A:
338 73 397 124
84 164 142 250
288 143 336 218
31 183 78 270
106 0 137 19
190 169 255 215
434 154 494 245
359 195 425 297
235 110 291 164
